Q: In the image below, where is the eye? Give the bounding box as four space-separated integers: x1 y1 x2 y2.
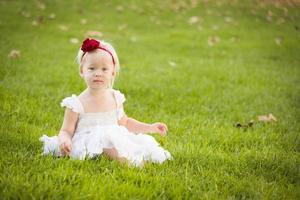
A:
88 67 94 70
103 68 108 71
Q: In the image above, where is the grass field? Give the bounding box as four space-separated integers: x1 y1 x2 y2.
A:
0 0 300 199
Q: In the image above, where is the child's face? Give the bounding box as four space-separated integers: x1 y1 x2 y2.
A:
80 50 115 89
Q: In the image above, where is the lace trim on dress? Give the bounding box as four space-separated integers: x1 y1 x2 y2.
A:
61 95 84 114
60 89 126 119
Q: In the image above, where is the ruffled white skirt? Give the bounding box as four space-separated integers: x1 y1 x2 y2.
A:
39 125 172 167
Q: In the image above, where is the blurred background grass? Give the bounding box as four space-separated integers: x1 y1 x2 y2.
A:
0 0 299 199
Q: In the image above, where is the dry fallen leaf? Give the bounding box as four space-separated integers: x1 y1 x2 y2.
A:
267 10 273 17
116 5 124 12
212 25 219 30
230 36 240 43
206 9 213 15
48 13 56 19
21 11 31 18
129 4 137 11
129 36 137 42
170 1 187 12
58 25 68 31
191 0 198 8
188 16 200 25
266 15 272 22
70 38 79 44
85 30 103 38
258 113 277 122
8 49 21 59
276 17 285 25
224 16 232 23
275 37 283 45
235 120 254 129
208 36 220 46
80 19 87 24
36 1 46 10
32 20 39 26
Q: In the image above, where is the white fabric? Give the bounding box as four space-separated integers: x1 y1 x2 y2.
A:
39 89 172 167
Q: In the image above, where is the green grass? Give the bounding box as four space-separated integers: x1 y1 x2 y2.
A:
1 0 300 199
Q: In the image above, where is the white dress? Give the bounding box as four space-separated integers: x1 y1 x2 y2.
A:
39 89 172 167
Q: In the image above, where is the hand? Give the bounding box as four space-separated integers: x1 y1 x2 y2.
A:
59 138 72 156
151 122 168 136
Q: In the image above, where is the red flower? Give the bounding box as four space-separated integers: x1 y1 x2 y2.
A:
81 38 100 52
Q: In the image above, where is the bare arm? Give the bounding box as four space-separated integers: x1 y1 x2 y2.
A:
58 108 79 155
118 106 168 136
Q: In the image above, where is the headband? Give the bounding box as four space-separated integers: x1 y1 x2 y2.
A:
80 38 116 66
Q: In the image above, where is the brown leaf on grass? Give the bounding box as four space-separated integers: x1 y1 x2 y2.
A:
275 37 283 45
70 38 79 44
224 16 233 23
116 5 124 12
170 1 187 12
80 19 87 24
251 10 257 16
258 113 277 122
230 36 240 43
208 36 220 46
188 16 201 25
31 16 44 26
32 20 39 26
37 16 44 23
206 9 213 15
8 49 21 59
266 15 272 22
21 11 31 18
36 1 46 10
129 36 137 43
85 30 103 38
235 120 254 129
48 13 56 20
129 4 138 11
58 25 69 31
190 0 198 8
276 17 285 25
267 10 273 17
212 25 219 30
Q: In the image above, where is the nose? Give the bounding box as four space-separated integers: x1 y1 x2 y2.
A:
94 69 102 77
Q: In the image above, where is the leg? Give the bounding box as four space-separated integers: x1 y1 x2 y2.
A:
103 148 128 164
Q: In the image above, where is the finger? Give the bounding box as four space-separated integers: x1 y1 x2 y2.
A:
60 143 66 152
67 145 72 153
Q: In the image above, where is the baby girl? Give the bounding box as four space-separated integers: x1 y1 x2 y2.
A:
40 38 172 167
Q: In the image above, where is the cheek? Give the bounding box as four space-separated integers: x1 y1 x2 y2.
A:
81 72 92 80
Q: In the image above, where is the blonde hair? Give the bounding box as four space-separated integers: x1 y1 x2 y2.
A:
76 40 120 89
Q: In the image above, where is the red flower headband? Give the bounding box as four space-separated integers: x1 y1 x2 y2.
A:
81 38 116 66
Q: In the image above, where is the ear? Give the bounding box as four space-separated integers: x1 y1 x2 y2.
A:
79 68 84 77
112 71 115 76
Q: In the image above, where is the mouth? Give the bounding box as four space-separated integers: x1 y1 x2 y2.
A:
93 80 104 83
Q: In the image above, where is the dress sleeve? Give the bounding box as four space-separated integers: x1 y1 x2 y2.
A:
60 95 84 114
113 89 126 120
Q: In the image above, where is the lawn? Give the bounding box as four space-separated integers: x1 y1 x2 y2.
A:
0 0 299 199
